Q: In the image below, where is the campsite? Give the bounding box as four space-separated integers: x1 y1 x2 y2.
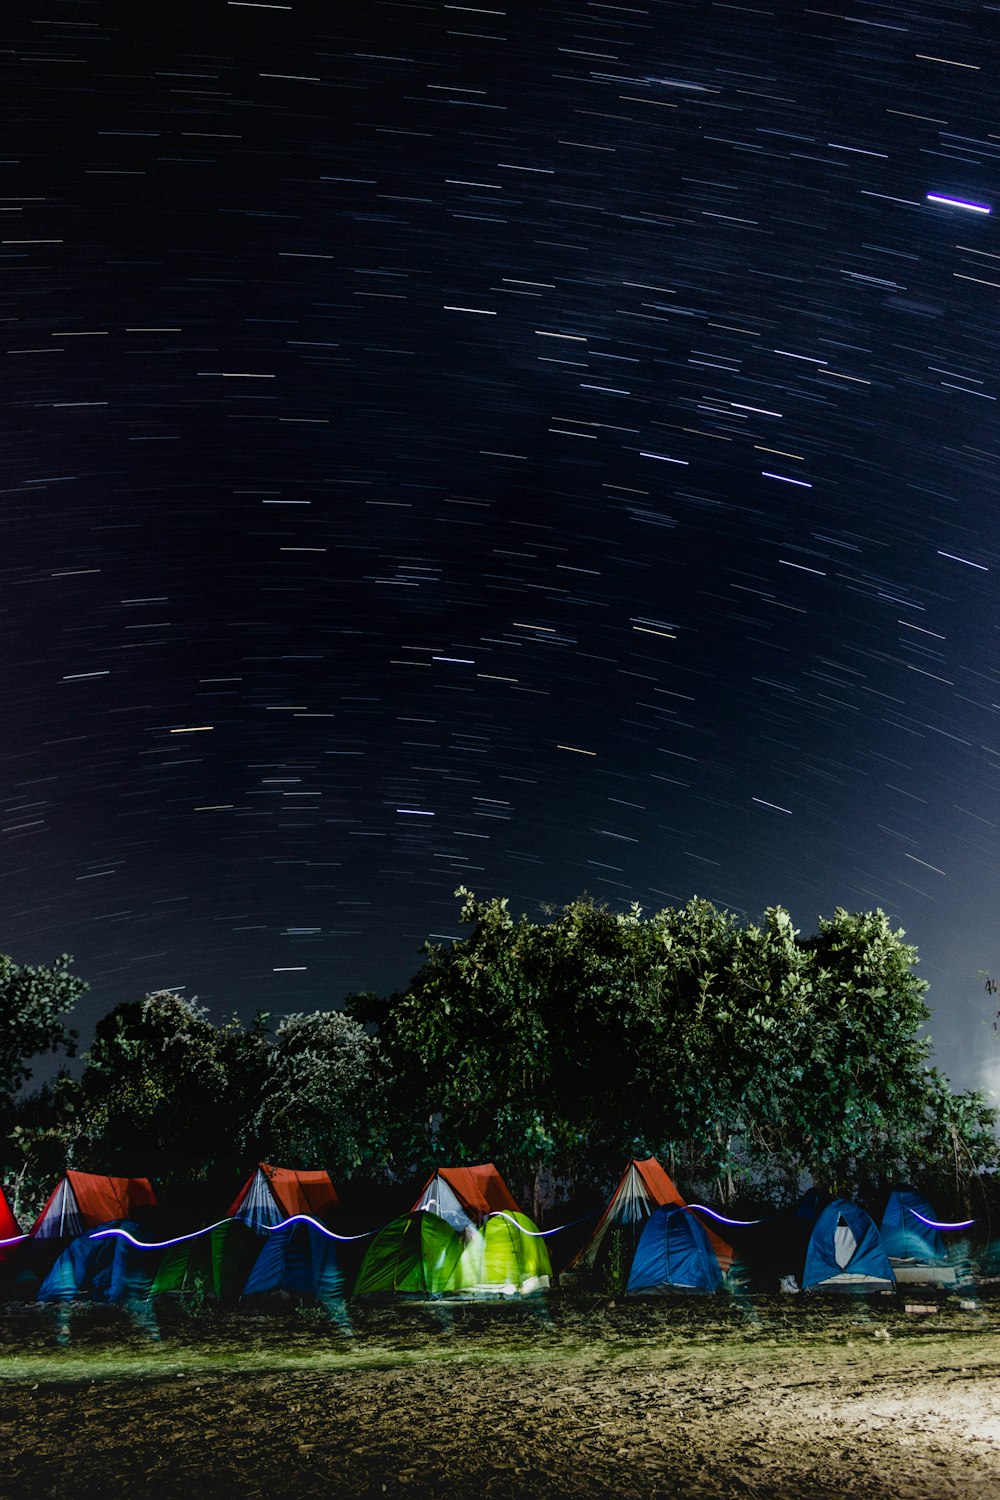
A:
3 1162 1000 1497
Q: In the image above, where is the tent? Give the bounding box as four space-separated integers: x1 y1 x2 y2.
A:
38 1222 162 1304
802 1198 895 1293
0 1187 24 1274
879 1190 960 1286
354 1211 467 1296
243 1218 349 1303
31 1172 157 1241
626 1204 725 1295
476 1211 552 1295
228 1163 339 1231
152 1219 261 1302
412 1163 521 1233
568 1158 734 1282
0 1187 20 1245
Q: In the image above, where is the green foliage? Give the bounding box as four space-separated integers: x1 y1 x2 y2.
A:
2 896 995 1215
601 1228 628 1296
77 991 259 1181
0 953 83 1097
249 1010 384 1178
374 889 998 1206
4 1072 81 1223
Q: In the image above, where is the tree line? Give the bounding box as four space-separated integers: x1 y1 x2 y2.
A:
2 889 997 1224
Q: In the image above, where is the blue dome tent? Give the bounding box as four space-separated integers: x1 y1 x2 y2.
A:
626 1204 724 1295
880 1190 969 1286
802 1199 894 1293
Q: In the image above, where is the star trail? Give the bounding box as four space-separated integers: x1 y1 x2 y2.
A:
2 0 998 1098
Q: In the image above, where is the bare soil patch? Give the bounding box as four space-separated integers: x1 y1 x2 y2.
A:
2 1295 999 1499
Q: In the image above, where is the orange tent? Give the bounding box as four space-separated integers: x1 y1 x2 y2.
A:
228 1163 339 1230
571 1157 734 1274
31 1171 157 1240
412 1162 521 1230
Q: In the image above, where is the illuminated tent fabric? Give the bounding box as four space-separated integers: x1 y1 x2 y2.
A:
0 1188 19 1244
38 1222 162 1304
243 1218 348 1302
880 1190 945 1262
31 1172 157 1241
354 1211 466 1295
152 1219 260 1302
412 1163 521 1233
0 1187 23 1275
228 1163 339 1231
626 1204 724 1295
879 1189 959 1286
802 1199 895 1292
473 1212 552 1295
569 1158 734 1278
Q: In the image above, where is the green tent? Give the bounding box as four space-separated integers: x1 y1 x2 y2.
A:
477 1212 552 1295
353 1211 466 1296
151 1220 261 1302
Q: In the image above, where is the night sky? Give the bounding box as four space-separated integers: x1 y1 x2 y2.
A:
3 0 999 1100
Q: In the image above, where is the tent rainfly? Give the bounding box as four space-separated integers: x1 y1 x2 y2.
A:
152 1219 261 1302
802 1199 895 1293
354 1211 467 1296
570 1157 734 1277
31 1172 157 1241
228 1164 339 1232
476 1211 552 1295
626 1204 725 1295
38 1223 162 1305
0 1187 22 1271
243 1218 349 1303
879 1190 960 1286
412 1163 521 1233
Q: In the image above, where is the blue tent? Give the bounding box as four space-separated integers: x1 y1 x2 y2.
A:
37 1222 162 1304
802 1199 894 1292
243 1217 349 1302
626 1205 724 1294
879 1190 944 1262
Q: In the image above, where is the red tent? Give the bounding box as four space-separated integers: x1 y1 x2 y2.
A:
0 1187 20 1243
412 1163 521 1230
31 1171 157 1240
229 1163 339 1230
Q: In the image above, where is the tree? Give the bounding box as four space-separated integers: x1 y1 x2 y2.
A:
249 1011 383 1178
370 890 998 1212
78 991 244 1181
0 953 83 1097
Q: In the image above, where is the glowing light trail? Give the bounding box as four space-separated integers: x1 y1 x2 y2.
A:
926 194 991 214
907 1209 975 1230
688 1204 768 1225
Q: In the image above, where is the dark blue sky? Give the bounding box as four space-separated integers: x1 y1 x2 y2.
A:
2 0 999 1101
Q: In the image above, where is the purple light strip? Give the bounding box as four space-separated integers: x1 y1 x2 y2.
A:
92 1217 241 1249
907 1208 975 1230
688 1204 766 1225
483 1210 596 1238
92 1214 376 1249
0 1233 28 1247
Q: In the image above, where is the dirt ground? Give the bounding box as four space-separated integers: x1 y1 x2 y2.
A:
2 1295 1000 1499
